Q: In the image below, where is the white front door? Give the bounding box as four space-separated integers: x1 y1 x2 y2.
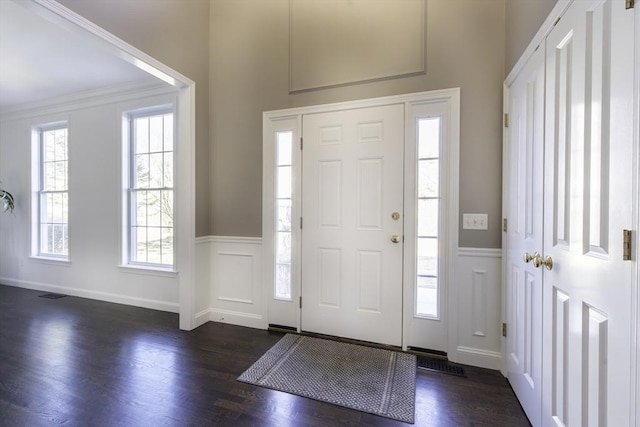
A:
505 43 546 427
301 104 404 346
542 1 635 425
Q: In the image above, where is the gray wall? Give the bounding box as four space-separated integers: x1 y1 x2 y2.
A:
57 0 557 248
58 0 212 237
505 0 559 75
210 0 505 248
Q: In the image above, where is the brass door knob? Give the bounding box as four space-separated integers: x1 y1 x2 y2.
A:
391 235 401 243
532 252 543 268
522 252 540 264
391 212 401 220
541 255 553 271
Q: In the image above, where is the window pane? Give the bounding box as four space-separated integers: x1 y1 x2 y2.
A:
161 227 173 265
135 154 149 188
277 166 292 198
149 115 163 152
418 199 438 237
277 132 292 166
133 226 147 262
163 153 174 188
277 232 291 264
417 237 438 277
160 190 174 228
149 153 163 188
147 227 161 264
418 159 438 198
277 199 292 232
163 114 174 152
134 191 147 226
135 117 149 154
275 263 291 299
146 190 161 227
416 276 438 317
418 117 440 159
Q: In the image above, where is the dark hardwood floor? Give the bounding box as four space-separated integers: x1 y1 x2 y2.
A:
0 285 530 426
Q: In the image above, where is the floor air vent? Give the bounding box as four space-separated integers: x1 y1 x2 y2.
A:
38 293 67 299
417 357 466 377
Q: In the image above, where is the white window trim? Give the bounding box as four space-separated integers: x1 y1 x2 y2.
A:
30 120 70 261
121 103 176 272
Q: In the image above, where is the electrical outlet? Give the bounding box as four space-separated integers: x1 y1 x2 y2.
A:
463 213 488 230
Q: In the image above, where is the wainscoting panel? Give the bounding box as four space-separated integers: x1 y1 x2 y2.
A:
199 236 266 330
452 248 503 370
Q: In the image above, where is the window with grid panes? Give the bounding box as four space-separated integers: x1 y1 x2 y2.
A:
275 131 293 299
416 117 440 317
36 124 69 258
127 109 174 267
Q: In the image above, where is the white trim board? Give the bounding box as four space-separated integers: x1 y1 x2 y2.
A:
0 277 179 313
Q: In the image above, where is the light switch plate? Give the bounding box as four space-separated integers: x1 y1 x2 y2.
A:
463 213 488 230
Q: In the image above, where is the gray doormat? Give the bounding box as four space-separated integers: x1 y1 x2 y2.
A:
238 334 416 423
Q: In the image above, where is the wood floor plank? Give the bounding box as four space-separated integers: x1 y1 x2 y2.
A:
0 284 530 426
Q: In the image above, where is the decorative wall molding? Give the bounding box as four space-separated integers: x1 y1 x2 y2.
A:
0 80 172 121
289 0 426 92
450 247 502 370
203 236 267 330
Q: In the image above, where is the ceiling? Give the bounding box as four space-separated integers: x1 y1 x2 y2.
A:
0 0 155 111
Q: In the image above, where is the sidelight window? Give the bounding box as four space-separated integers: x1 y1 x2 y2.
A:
416 117 440 317
275 131 293 299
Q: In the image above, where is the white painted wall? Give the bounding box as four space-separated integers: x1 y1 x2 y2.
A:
0 84 181 312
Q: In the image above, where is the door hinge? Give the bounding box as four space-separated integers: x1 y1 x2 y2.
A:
503 113 509 128
503 218 508 232
300 137 303 150
623 229 632 260
502 323 507 337
300 217 303 229
626 0 634 9
299 296 302 309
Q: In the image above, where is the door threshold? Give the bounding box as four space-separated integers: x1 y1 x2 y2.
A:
296 330 403 352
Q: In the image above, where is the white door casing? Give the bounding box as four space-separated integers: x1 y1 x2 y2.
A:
542 0 635 425
301 104 405 346
263 90 460 351
504 43 546 427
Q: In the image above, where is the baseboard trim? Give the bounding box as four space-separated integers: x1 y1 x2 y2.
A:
454 346 502 370
0 277 179 313
209 308 267 330
195 308 212 328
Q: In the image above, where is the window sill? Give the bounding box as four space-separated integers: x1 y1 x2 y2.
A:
29 256 71 266
118 264 178 278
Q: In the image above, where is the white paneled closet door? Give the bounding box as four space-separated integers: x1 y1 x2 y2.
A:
542 0 635 425
504 44 546 427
